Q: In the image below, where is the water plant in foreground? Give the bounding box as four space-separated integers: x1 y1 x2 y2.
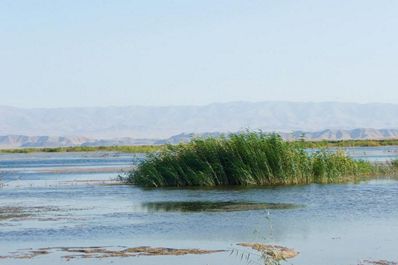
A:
127 132 387 187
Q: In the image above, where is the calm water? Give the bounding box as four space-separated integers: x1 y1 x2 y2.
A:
1 148 398 265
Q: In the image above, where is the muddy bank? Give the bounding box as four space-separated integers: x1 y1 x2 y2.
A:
238 243 299 261
0 246 225 260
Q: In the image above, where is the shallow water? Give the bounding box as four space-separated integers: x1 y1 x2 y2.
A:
1 148 398 265
311 145 398 162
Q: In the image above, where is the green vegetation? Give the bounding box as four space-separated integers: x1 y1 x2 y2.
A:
296 138 398 148
0 145 161 154
1 138 398 154
127 132 393 187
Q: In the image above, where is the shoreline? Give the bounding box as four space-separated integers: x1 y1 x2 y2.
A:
2 139 398 154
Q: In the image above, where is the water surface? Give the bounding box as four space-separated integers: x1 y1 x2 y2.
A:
1 148 398 265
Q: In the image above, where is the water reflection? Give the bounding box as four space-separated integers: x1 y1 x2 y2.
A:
141 201 302 212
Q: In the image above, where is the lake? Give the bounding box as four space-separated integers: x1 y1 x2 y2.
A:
1 147 398 265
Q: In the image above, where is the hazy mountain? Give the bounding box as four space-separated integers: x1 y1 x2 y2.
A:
158 128 398 144
0 135 91 148
1 102 398 139
2 128 398 148
285 128 398 141
0 135 157 148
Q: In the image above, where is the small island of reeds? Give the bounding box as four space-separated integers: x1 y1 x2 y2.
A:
127 132 397 187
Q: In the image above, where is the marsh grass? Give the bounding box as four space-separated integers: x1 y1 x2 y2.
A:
127 132 386 187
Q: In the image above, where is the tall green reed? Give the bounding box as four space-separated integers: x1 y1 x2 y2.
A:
127 132 378 187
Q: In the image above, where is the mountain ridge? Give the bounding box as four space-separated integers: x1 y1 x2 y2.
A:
0 101 398 139
1 102 398 139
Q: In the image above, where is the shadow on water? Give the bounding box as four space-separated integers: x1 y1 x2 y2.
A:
141 201 302 212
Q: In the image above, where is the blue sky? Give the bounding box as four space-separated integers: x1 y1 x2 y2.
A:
0 0 397 107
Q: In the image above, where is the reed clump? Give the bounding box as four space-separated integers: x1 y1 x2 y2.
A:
127 132 378 187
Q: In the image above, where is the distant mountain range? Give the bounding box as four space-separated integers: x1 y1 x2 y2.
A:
0 135 156 149
2 128 398 148
1 102 398 139
163 128 398 144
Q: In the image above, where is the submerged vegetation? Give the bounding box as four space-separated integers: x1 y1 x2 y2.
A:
127 132 398 187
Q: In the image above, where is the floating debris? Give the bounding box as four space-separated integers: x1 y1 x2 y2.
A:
238 243 299 261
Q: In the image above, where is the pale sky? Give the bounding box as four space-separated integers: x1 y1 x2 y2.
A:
1 0 397 108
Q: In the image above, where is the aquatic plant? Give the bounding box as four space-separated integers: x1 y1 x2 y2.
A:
127 132 378 187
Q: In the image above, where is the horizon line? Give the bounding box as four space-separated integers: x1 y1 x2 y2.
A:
1 100 398 109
